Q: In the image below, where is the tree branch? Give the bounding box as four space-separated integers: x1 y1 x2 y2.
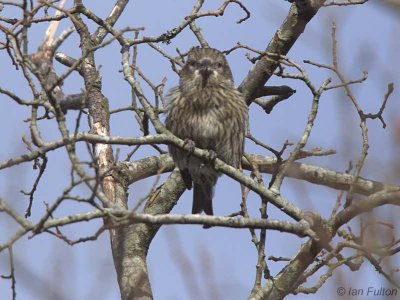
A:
239 0 326 104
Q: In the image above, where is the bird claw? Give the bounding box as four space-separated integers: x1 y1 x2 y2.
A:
208 149 217 162
183 138 196 153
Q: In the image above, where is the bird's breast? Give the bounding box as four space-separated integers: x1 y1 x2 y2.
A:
167 86 247 150
187 107 223 148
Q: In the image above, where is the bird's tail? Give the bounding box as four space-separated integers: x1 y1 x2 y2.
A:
192 182 214 215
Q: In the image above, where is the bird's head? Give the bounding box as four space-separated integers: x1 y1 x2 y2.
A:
179 47 234 90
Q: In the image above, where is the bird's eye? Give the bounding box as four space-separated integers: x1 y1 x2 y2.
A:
188 61 197 67
216 62 223 68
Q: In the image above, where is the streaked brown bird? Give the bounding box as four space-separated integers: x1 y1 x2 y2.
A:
166 47 248 215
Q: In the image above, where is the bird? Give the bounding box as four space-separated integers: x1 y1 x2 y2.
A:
165 47 248 216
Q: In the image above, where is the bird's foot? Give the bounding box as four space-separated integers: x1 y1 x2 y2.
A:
183 138 196 154
208 149 217 163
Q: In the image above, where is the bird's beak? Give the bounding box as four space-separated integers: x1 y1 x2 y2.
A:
199 63 212 88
